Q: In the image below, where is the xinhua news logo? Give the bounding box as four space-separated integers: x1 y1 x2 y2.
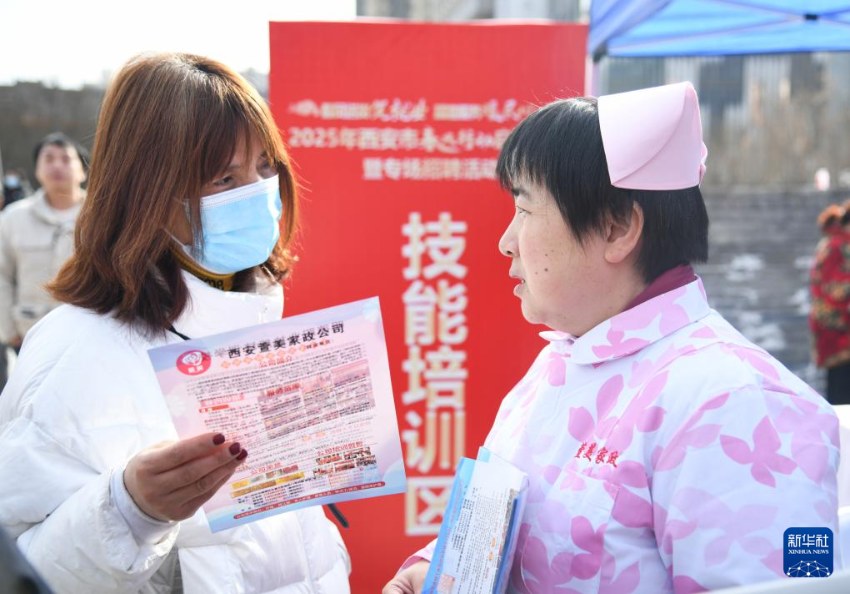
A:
783 527 833 578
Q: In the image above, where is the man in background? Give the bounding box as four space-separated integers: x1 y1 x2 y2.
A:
0 133 88 389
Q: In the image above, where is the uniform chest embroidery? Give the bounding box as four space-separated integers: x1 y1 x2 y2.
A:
575 441 620 467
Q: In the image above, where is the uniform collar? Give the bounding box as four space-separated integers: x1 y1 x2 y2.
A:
539 277 711 365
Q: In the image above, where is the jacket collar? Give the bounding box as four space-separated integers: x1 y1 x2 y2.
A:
170 270 284 340
30 189 85 225
539 277 711 365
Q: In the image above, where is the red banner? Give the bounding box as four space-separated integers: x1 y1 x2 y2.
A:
269 20 586 592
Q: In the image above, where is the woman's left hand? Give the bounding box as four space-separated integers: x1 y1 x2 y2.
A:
123 432 247 521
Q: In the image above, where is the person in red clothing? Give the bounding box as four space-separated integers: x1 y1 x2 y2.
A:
809 202 850 403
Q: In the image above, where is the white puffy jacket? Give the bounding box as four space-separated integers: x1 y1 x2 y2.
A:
0 272 351 593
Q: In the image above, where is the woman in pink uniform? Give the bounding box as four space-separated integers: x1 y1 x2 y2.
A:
384 82 839 594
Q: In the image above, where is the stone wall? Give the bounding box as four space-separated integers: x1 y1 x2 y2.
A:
697 188 846 395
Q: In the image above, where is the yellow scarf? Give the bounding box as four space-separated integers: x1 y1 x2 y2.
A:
171 246 235 291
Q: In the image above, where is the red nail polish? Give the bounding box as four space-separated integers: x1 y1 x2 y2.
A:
212 434 225 445
229 442 241 455
236 449 248 461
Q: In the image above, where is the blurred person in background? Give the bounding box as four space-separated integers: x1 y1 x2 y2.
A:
0 133 88 390
809 202 850 404
0 53 350 593
2 168 34 210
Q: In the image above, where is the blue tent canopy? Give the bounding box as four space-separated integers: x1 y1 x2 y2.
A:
589 0 850 60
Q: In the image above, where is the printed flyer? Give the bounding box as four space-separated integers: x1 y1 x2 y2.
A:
148 297 406 532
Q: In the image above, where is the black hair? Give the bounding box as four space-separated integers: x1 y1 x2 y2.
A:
496 97 708 283
32 132 90 172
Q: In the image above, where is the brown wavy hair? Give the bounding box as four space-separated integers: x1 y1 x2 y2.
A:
49 52 298 334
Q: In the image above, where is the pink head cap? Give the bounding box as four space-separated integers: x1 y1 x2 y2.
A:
598 81 707 190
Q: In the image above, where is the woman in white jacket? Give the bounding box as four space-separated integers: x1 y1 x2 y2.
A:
0 53 351 593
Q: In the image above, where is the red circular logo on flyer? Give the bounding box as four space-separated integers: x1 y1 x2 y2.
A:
176 349 211 376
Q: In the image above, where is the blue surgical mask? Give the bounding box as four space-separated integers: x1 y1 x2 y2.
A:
192 175 282 274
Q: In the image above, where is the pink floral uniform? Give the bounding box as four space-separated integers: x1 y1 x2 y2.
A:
408 278 839 593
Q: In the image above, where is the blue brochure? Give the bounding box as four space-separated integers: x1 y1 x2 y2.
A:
423 447 528 594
